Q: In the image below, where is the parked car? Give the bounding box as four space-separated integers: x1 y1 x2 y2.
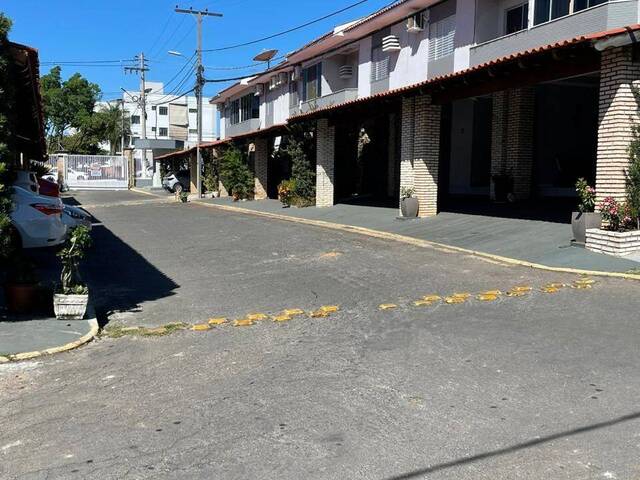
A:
162 170 190 193
37 177 60 197
61 204 92 230
13 170 38 194
66 167 86 182
10 185 67 248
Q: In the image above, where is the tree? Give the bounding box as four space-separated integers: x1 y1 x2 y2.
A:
40 66 101 152
627 86 640 230
219 146 253 199
95 103 130 155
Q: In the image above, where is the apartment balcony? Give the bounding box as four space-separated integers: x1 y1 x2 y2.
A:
290 88 359 117
469 0 637 68
225 118 261 138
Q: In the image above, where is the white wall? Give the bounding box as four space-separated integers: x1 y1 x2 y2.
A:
357 37 372 98
388 20 430 90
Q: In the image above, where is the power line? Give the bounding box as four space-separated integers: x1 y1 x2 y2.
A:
148 12 174 58
203 55 286 71
40 59 136 64
201 0 370 52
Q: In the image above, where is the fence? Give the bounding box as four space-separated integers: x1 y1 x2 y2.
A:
59 154 128 190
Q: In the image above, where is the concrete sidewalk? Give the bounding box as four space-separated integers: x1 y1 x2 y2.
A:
200 197 640 274
0 309 98 362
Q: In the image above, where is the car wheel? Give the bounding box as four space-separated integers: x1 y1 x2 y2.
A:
174 183 183 194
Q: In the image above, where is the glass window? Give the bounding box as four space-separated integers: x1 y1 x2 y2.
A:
159 127 168 136
302 63 322 101
151 106 157 111
428 15 456 62
229 99 240 125
505 3 528 34
574 0 607 11
131 115 140 124
189 108 197 113
189 128 197 134
535 0 604 24
158 106 168 115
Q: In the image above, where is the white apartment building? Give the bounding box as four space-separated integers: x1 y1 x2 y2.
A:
200 0 640 216
103 81 216 186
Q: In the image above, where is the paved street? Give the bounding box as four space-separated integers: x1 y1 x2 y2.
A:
2 191 640 479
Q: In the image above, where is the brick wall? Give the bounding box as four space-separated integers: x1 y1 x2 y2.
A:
253 137 269 200
316 118 336 207
490 87 535 200
596 46 640 205
399 95 441 217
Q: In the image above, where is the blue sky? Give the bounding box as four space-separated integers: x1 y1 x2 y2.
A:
4 0 393 100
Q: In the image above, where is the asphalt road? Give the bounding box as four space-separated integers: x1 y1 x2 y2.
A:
2 190 640 479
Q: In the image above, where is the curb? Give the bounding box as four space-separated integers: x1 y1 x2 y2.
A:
0 318 100 364
193 200 640 282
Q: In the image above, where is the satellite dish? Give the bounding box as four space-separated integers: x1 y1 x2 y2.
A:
253 49 278 67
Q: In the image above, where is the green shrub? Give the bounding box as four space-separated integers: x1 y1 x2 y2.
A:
57 226 92 294
219 146 253 200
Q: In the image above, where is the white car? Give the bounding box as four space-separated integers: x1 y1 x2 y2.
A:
10 186 67 248
13 170 39 194
62 204 92 230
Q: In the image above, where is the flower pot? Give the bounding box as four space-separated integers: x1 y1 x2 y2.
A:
571 211 602 246
53 293 89 320
401 197 419 217
3 283 40 314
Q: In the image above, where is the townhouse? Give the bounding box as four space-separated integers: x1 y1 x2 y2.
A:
207 0 640 217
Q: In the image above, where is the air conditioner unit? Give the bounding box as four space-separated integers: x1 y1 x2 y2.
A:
278 72 288 84
292 65 302 81
255 84 264 96
338 65 354 79
382 35 401 52
407 11 426 33
269 77 278 90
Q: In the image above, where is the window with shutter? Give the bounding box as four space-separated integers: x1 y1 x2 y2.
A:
428 15 456 62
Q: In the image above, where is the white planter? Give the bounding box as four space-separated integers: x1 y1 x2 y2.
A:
53 293 89 320
586 228 640 256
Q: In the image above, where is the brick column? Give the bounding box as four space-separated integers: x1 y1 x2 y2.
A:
399 95 441 217
316 118 335 207
189 150 198 194
254 137 269 200
490 88 534 200
596 46 640 205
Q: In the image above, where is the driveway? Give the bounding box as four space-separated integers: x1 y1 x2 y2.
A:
1 192 639 479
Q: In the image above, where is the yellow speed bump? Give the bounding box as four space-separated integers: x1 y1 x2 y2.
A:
273 314 292 323
476 293 498 302
512 286 532 293
309 310 330 318
319 305 340 313
192 324 211 331
233 319 254 327
545 283 565 289
208 317 227 326
422 295 442 302
505 290 527 297
444 296 466 304
379 303 398 310
413 299 434 307
246 313 269 321
541 286 560 293
283 308 305 316
482 290 502 296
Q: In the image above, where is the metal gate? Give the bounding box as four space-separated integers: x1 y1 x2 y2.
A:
62 154 128 190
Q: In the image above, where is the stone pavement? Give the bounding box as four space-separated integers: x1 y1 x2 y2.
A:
202 197 640 274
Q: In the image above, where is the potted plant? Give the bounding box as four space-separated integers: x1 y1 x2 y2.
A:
400 186 419 217
3 254 40 314
571 178 601 246
278 179 296 207
53 225 92 320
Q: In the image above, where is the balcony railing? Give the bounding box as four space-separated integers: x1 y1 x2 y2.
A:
290 88 358 117
225 118 261 138
469 0 637 68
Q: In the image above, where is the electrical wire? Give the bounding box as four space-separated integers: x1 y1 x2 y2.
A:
201 0 370 52
148 12 175 58
203 55 286 71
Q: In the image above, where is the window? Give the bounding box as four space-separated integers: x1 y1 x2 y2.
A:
302 63 322 101
131 115 140 124
534 0 605 24
159 127 168 136
505 3 528 34
239 93 260 121
158 106 168 115
151 127 156 132
428 15 456 62
151 106 157 111
189 108 197 113
289 79 299 108
229 99 240 124
189 128 197 134
131 136 139 146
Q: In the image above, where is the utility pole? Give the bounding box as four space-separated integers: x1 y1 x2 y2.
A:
124 53 150 184
175 6 222 197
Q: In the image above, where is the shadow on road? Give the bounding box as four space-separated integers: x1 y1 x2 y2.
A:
84 223 178 327
383 411 640 479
